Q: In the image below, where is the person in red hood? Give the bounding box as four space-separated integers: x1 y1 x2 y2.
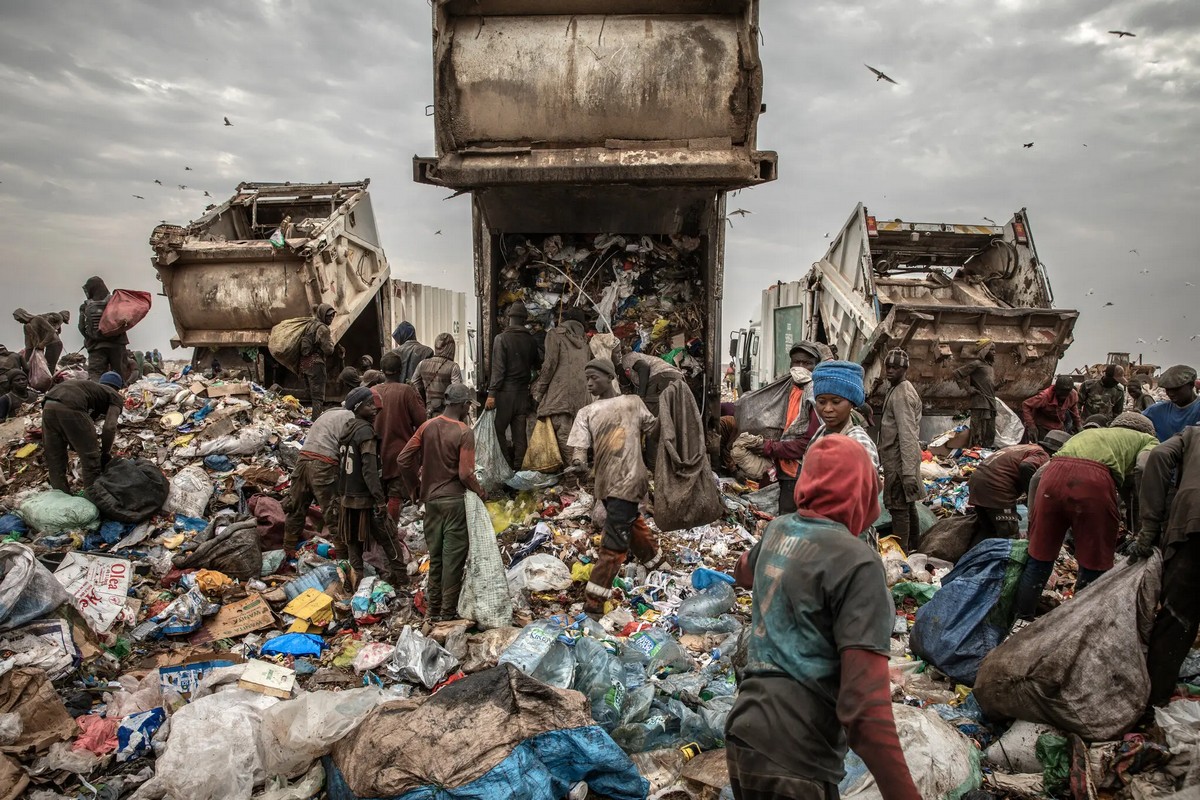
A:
727 436 919 800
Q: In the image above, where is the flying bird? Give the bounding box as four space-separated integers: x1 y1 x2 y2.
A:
982 217 996 225
224 116 233 126
434 230 442 235
1191 335 1199 341
1187 282 1195 287
184 166 192 171
824 232 830 238
1086 288 1095 296
1140 268 1150 274
1023 142 1034 149
1108 30 1136 38
178 184 187 190
729 209 752 217
1136 338 1147 343
1158 336 1171 343
1130 249 1140 255
132 194 144 200
154 179 162 185
203 191 211 197
1104 302 1115 307
864 64 898 85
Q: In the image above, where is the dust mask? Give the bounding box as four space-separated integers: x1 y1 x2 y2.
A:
790 367 812 386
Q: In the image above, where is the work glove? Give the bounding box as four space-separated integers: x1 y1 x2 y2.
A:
903 477 922 502
1128 531 1158 562
484 396 496 411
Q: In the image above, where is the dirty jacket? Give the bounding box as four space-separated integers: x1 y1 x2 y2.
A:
1140 427 1200 556
1022 387 1082 434
79 276 128 348
953 359 996 410
1079 379 1126 420
412 333 462 415
879 379 923 496
532 320 590 417
489 324 541 394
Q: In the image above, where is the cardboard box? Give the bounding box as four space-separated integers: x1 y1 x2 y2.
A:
205 382 251 398
238 659 296 699
191 594 274 645
282 588 334 629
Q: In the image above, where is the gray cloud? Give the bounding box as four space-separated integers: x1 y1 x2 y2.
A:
0 0 1196 372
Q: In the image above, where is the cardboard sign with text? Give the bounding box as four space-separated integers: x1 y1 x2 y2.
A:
190 593 274 645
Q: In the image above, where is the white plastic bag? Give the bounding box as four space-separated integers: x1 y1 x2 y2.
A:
164 464 214 518
0 543 70 632
1156 699 1200 788
507 553 573 594
458 491 514 630
473 410 514 494
842 705 980 800
389 625 458 689
260 687 388 779
994 399 1025 447
177 422 272 457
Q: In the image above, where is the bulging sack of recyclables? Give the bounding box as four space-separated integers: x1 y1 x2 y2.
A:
473 410 514 494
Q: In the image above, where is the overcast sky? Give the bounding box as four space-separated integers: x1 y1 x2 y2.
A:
0 0 1196 374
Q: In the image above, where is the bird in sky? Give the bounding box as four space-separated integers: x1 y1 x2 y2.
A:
178 184 187 190
864 64 898 85
729 209 752 217
1140 268 1151 274
1108 30 1136 38
132 194 144 200
824 232 830 238
184 166 192 171
1137 338 1147 343
1158 336 1171 343
154 179 162 185
434 230 442 235
203 191 211 197
1023 142 1034 149
224 116 233 126
983 217 996 225
1187 282 1195 287
1104 302 1115 307
1086 288 1095 295
1191 335 1199 341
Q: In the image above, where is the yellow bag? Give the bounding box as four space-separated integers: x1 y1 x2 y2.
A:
522 418 563 473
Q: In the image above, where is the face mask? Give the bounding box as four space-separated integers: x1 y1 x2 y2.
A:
790 367 812 386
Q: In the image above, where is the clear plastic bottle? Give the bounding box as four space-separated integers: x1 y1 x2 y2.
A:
498 618 567 675
573 637 626 728
627 628 694 675
531 640 576 688
677 583 737 635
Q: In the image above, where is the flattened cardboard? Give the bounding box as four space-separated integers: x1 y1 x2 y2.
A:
190 593 273 645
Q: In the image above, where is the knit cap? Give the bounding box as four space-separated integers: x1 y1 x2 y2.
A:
1111 412 1155 436
884 348 910 368
811 361 866 407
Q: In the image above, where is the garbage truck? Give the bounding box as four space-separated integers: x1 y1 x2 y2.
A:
150 180 392 389
791 204 1078 415
413 0 777 417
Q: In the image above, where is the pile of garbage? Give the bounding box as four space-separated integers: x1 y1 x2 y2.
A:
498 233 707 373
2 366 1200 800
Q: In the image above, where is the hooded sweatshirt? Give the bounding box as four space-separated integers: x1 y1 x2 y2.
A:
532 320 590 417
412 332 462 414
298 304 335 366
390 322 433 384
79 276 128 347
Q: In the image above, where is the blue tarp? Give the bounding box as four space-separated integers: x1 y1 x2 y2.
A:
910 538 1028 686
325 725 649 800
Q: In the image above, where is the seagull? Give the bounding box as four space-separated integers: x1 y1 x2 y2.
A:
1191 335 1200 341
1023 142 1034 149
1130 249 1139 255
983 217 996 225
154 179 162 185
1104 302 1115 307
864 64 898 85
434 230 442 235
184 166 192 171
203 191 211 197
1158 336 1171 343
178 184 187 190
1086 288 1095 296
132 194 144 200
224 116 233 126
1140 268 1150 274
824 232 830 238
1108 30 1136 38
1136 338 1147 343
729 209 752 217
1187 282 1195 287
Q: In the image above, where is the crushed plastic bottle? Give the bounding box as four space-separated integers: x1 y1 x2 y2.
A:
677 582 738 635
627 627 693 675
498 617 569 675
531 640 576 688
573 637 627 729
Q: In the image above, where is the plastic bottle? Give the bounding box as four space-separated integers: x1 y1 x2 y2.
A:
628 628 694 675
499 618 567 675
573 637 626 729
619 647 648 691
678 582 737 619
531 641 576 688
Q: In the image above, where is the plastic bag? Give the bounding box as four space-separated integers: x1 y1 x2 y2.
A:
473 410 515 494
0 544 70 632
98 289 152 337
974 553 1163 740
19 490 100 534
86 458 170 524
917 514 984 563
177 422 273 458
523 418 563 473
1156 699 1200 788
173 520 262 580
994 399 1025 448
653 381 724 532
26 350 52 392
457 492 513 630
389 625 458 689
260 687 388 779
507 553 573 594
267 318 313 374
164 464 214 518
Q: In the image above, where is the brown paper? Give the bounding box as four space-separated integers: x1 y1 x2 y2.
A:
191 593 274 645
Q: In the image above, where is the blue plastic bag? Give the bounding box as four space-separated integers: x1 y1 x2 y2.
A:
690 567 735 591
0 514 27 537
260 632 326 657
910 539 1028 686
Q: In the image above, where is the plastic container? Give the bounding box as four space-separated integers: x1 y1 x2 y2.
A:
627 628 693 675
498 618 568 675
677 582 738 635
284 563 340 600
531 641 576 688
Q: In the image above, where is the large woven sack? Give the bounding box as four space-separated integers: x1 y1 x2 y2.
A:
473 410 514 495
98 289 152 337
458 492 513 630
654 381 723 532
974 552 1162 740
918 513 983 563
86 458 170 523
268 318 315 373
522 418 563 473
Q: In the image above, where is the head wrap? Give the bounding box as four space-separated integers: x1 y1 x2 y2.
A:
884 348 910 368
1053 376 1076 394
789 341 824 364
1082 414 1110 430
1158 365 1197 390
1111 412 1156 436
444 383 477 406
1040 430 1072 453
811 361 866 407
392 321 415 346
99 371 124 389
344 386 377 413
794 436 881 536
584 358 616 379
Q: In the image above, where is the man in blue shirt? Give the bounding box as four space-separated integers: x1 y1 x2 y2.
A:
1144 365 1200 442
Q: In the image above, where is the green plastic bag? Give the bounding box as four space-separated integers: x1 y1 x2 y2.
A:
1036 733 1070 795
19 490 100 534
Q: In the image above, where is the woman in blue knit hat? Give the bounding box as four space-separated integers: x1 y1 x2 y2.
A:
809 361 880 472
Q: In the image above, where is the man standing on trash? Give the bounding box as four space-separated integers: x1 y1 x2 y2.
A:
375 351 428 526
485 302 541 470
751 341 825 515
1130 425 1200 705
79 277 129 380
397 383 487 622
569 358 668 618
531 308 591 459
337 387 407 588
1011 413 1160 630
726 436 921 800
1143 365 1200 442
1079 364 1127 423
42 372 123 492
968 430 1070 538
14 308 69 373
299 303 337 419
283 399 356 554
879 349 923 551
953 339 998 447
389 321 433 384
412 332 463 418
1021 375 1083 441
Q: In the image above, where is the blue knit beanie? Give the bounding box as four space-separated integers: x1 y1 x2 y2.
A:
99 371 124 389
812 361 866 406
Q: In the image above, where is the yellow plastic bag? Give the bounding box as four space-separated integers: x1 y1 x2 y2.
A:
522 418 563 473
